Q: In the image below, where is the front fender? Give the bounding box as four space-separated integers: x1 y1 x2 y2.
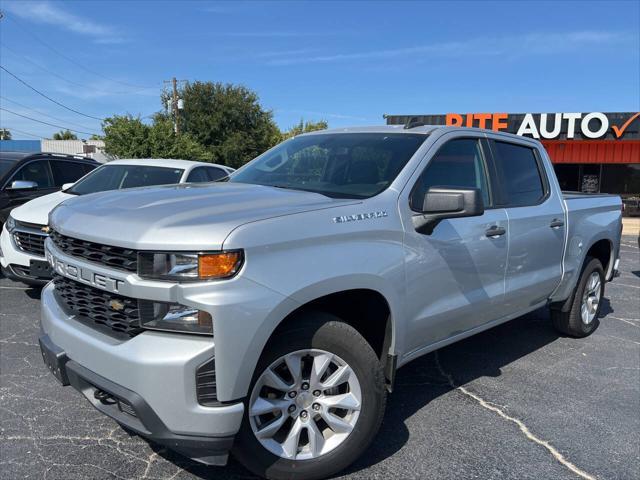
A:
214 273 404 402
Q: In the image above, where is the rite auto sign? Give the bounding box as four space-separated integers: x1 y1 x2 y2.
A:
385 112 640 141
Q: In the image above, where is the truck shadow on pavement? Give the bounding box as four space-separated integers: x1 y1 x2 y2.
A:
144 300 617 479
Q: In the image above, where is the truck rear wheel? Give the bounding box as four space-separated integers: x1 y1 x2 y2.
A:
552 256 604 337
233 312 386 480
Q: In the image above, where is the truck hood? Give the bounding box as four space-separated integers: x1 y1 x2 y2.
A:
12 190 72 226
50 182 356 250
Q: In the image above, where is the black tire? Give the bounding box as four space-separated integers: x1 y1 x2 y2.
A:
233 312 387 480
552 256 604 337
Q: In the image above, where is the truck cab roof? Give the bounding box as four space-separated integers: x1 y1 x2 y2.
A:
300 124 443 136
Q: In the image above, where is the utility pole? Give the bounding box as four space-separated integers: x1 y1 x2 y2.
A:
163 77 186 135
172 77 179 134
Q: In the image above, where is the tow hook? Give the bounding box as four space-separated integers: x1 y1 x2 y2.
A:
94 389 117 405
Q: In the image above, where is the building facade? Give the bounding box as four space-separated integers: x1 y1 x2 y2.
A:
0 139 109 163
385 112 640 215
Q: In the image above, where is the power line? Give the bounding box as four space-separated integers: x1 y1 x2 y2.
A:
0 96 101 133
3 12 158 90
0 65 105 121
0 42 158 96
0 126 43 139
0 107 98 136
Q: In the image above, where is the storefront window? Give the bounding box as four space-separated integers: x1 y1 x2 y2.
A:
601 164 640 196
580 165 601 193
554 164 580 191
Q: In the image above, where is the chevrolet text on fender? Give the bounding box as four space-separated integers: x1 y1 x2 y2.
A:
445 112 640 139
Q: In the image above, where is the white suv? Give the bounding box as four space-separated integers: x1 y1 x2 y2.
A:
1 158 233 285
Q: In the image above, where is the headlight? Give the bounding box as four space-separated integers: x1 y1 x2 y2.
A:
138 251 243 281
6 215 16 233
139 300 213 335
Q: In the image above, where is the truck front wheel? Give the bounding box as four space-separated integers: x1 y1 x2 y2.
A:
233 312 387 480
552 256 605 337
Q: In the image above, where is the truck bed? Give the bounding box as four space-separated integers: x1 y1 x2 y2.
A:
550 190 623 304
562 191 620 201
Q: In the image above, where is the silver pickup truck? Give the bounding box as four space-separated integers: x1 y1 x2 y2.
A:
40 126 622 480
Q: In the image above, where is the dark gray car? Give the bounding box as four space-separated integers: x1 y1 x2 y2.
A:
0 152 98 225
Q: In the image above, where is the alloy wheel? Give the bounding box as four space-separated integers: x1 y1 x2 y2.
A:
248 349 362 460
581 271 602 325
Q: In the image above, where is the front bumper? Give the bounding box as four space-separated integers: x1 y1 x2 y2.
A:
2 264 50 286
39 334 235 465
1 224 51 284
40 283 244 464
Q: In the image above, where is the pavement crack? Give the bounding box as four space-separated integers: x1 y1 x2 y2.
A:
606 316 640 327
434 351 597 480
612 282 640 289
604 334 640 345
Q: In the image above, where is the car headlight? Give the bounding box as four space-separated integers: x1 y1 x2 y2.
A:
137 251 243 281
6 215 16 233
139 300 213 335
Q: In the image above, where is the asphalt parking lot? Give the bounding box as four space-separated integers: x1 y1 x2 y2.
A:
1 237 638 480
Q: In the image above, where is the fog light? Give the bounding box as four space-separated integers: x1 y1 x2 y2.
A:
139 301 213 335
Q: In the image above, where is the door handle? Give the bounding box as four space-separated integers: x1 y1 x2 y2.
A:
485 225 506 237
550 218 565 228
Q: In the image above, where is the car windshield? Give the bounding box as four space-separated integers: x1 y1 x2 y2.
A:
67 164 184 195
0 159 16 178
229 132 428 199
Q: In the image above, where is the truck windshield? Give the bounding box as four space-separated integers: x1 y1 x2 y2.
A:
67 165 184 195
229 133 427 199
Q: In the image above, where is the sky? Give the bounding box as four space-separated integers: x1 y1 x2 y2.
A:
0 0 638 140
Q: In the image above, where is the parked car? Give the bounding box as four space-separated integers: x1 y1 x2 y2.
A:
39 126 621 480
622 195 640 216
1 158 233 285
0 152 98 226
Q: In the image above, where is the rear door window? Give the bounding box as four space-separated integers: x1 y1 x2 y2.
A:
492 141 545 207
206 167 228 181
82 163 98 175
50 160 91 186
186 167 210 183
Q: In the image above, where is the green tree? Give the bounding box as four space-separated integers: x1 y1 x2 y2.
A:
279 119 328 142
102 115 151 158
102 114 213 161
147 117 213 161
0 128 11 140
175 81 280 168
104 81 328 165
52 129 78 140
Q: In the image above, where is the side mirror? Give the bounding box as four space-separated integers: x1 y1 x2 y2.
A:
62 182 75 191
412 187 484 234
8 180 38 190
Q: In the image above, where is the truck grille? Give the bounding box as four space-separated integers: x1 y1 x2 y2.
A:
13 230 47 257
53 275 143 338
50 231 138 273
12 221 48 257
196 358 219 406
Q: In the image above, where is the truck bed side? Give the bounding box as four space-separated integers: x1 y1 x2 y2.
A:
551 192 622 304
